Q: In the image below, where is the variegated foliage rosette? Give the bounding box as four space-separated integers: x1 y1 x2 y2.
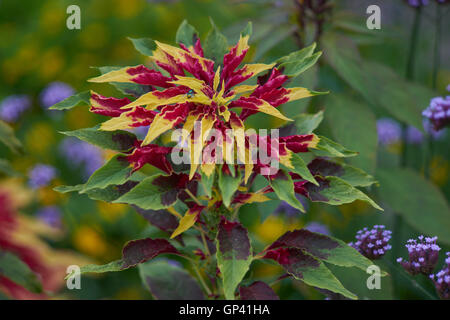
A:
53 21 384 300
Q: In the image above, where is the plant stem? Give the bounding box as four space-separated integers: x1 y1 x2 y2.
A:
186 188 202 206
392 6 423 299
425 3 441 179
192 264 212 296
432 3 441 90
406 7 422 80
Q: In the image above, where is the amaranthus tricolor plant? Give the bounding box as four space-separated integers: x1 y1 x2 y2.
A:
53 20 385 300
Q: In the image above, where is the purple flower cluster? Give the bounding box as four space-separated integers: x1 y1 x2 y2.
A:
429 252 450 300
304 222 331 236
377 118 402 146
405 0 429 6
349 225 392 260
60 138 104 178
397 236 441 275
0 95 32 123
36 206 62 228
40 81 74 109
422 88 450 131
28 164 57 189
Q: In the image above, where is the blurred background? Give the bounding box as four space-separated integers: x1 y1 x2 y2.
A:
0 0 449 299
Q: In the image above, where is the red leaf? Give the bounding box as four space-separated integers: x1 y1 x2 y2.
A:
239 281 279 300
121 238 179 269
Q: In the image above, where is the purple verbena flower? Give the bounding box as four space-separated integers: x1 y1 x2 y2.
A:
429 252 450 300
28 164 57 189
377 118 402 146
304 222 331 236
422 88 450 131
0 95 32 123
405 0 430 7
59 138 104 178
397 235 441 275
349 225 392 260
36 206 62 228
40 82 75 109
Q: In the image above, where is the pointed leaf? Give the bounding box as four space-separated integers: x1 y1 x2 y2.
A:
308 158 377 187
267 229 375 272
377 168 450 244
216 218 253 300
294 110 324 134
268 170 305 212
61 126 137 152
312 136 358 158
305 176 382 210
139 260 204 300
81 154 132 192
128 37 156 56
218 167 242 208
175 20 198 47
49 91 90 110
75 238 179 276
113 174 184 210
204 19 228 63
263 247 356 299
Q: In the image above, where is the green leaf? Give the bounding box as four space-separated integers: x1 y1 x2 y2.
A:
277 43 317 65
128 37 156 56
323 35 428 129
240 21 252 38
280 52 322 78
308 158 377 187
267 230 376 273
276 43 322 78
53 184 85 193
218 167 242 208
264 248 356 299
307 176 382 210
326 95 378 174
81 154 132 192
49 91 90 110
175 20 198 47
113 174 181 210
216 218 253 300
61 126 136 152
268 170 305 213
284 153 319 186
0 120 22 154
204 19 228 64
377 168 450 244
0 251 42 293
201 169 215 198
138 260 204 300
294 110 324 134
312 136 358 158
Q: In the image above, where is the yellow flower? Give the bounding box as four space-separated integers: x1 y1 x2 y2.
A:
97 202 128 222
72 226 108 258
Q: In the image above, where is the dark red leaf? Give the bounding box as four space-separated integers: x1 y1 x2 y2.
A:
239 281 279 300
121 238 179 269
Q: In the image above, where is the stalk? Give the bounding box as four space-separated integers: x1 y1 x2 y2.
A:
425 4 442 179
392 6 423 299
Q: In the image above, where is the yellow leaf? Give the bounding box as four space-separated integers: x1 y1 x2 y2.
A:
170 208 199 238
88 66 137 83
